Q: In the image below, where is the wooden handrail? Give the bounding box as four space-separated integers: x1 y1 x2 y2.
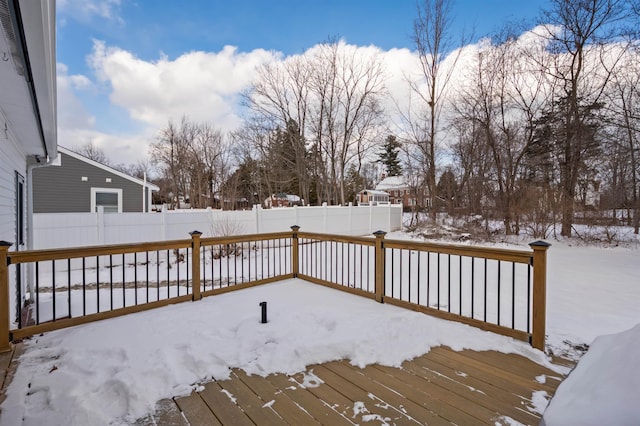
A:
8 239 192 264
199 231 292 246
383 239 533 264
297 231 376 246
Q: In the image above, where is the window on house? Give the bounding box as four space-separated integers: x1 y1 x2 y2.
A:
91 188 122 213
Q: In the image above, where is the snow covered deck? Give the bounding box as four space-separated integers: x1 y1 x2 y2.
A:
138 346 570 425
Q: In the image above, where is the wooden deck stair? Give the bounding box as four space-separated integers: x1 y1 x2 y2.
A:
139 346 572 425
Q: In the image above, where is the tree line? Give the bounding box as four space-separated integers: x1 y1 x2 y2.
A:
104 0 640 237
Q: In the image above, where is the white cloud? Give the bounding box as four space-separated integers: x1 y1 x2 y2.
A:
56 63 95 130
88 41 279 131
56 42 281 167
57 126 155 167
57 62 150 167
57 0 123 24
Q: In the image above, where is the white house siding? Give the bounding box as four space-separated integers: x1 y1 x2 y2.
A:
0 131 27 323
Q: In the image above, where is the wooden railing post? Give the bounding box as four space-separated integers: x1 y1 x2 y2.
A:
529 240 551 351
0 241 12 352
291 225 300 277
373 230 386 303
190 231 202 301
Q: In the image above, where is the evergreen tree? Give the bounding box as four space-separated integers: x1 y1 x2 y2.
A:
437 168 458 211
377 135 403 177
343 164 367 203
527 94 604 232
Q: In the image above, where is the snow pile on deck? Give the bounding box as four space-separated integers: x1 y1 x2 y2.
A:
0 280 552 425
543 323 640 425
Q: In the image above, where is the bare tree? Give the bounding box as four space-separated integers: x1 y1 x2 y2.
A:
453 30 553 234
151 118 191 209
246 40 386 206
74 140 109 164
605 49 640 232
310 41 386 205
537 0 633 236
151 117 226 209
247 56 312 203
410 0 464 221
451 119 491 215
188 124 224 208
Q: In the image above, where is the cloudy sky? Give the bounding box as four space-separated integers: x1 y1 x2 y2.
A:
56 0 549 167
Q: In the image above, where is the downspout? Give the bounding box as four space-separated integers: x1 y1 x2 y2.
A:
143 172 147 212
26 155 57 301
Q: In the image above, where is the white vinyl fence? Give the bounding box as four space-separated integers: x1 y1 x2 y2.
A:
33 204 403 249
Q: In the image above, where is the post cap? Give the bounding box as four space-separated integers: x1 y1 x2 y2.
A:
0 241 13 248
290 225 300 231
189 230 203 236
373 230 387 237
529 240 551 248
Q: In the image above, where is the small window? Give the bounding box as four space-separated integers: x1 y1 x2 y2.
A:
91 188 122 213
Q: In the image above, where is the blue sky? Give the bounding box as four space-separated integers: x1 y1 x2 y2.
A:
55 0 549 165
58 1 547 69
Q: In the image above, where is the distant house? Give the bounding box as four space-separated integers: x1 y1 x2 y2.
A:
0 0 57 323
375 175 429 210
264 193 303 209
356 189 390 206
33 146 159 213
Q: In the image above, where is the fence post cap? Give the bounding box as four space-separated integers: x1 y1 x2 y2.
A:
529 240 551 248
189 230 203 236
290 225 300 231
373 230 387 237
0 241 12 248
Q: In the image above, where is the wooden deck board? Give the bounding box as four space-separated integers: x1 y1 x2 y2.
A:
216 372 284 426
199 381 255 426
400 355 540 424
234 370 321 425
426 348 551 398
174 392 222 426
134 398 190 426
265 371 355 425
148 346 571 425
313 363 443 425
361 361 499 424
322 361 453 425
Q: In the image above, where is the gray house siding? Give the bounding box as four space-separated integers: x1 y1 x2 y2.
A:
33 153 147 213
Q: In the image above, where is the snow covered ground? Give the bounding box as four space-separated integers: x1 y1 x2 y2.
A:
0 226 638 425
542 323 640 425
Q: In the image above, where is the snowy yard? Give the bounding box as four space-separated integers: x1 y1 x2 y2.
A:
0 229 638 425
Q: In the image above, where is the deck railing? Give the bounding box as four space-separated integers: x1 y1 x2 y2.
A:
0 227 549 352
